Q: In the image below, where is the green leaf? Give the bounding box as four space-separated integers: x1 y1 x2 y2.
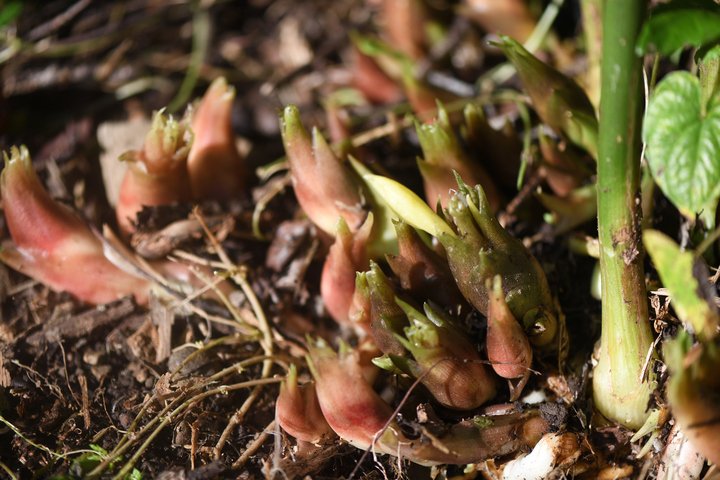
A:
348 157 398 258
643 229 719 341
361 173 456 238
636 0 720 56
643 71 720 226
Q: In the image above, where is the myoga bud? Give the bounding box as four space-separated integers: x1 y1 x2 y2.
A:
380 0 427 60
441 178 560 351
538 130 592 198
308 338 549 465
364 261 409 355
496 37 598 158
462 103 522 192
487 275 532 400
416 104 501 211
348 271 372 331
116 110 193 235
276 364 333 444
350 45 403 105
463 0 537 43
280 105 366 236
385 220 466 309
187 77 247 200
361 172 564 356
320 214 373 328
395 299 497 410
306 339 394 450
0 146 149 305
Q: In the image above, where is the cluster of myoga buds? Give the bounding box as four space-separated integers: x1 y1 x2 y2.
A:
275 338 550 466
0 78 246 304
118 77 247 235
275 102 567 464
0 79 567 466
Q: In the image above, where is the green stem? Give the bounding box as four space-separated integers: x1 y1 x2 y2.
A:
593 0 655 429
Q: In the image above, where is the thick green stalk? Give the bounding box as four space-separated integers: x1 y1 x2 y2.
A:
593 0 655 429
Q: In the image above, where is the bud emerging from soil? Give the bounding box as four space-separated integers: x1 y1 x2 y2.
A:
187 77 247 199
496 37 598 158
307 339 548 465
385 220 466 308
487 276 532 399
276 364 333 444
402 69 450 118
365 261 409 355
351 46 403 104
462 103 522 192
442 178 558 349
280 105 366 236
306 339 394 450
320 214 373 327
116 110 193 235
363 173 562 353
0 146 149 304
416 105 501 210
348 272 372 331
395 300 497 410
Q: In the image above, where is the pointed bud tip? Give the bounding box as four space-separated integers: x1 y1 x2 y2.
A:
281 105 303 132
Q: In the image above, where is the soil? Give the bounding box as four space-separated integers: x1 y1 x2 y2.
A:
0 1 685 479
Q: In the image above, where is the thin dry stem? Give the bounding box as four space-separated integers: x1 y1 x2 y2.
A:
232 420 276 470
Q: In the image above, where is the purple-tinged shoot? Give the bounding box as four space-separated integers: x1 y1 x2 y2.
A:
462 103 522 192
442 177 560 351
538 130 592 198
276 364 334 444
306 338 394 450
487 275 532 400
117 110 193 235
365 261 409 356
307 338 549 465
381 0 427 60
463 0 537 43
280 105 366 236
362 172 562 354
187 77 247 200
385 220 466 309
0 146 150 305
320 214 373 328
